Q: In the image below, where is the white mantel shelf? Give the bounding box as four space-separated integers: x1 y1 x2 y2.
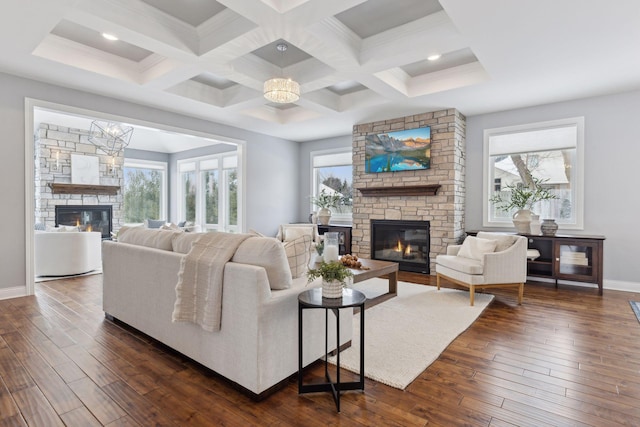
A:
48 183 120 196
357 185 441 197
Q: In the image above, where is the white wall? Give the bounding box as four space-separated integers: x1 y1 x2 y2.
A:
297 135 352 222
0 71 298 292
466 89 640 291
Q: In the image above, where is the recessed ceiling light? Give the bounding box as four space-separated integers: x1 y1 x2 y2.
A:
427 54 442 61
102 33 118 41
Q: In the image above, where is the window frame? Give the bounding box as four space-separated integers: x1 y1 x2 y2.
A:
310 147 353 224
177 153 239 233
122 159 168 226
482 117 585 230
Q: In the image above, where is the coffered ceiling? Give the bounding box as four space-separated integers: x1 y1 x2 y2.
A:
2 0 639 141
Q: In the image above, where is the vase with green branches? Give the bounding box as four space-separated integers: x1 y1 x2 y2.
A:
489 177 557 234
310 189 342 225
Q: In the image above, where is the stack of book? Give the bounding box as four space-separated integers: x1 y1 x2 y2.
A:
560 251 589 266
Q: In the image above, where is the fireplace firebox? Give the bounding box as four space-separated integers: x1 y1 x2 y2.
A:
55 205 112 239
371 220 430 273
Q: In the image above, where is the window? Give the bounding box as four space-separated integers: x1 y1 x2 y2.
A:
311 149 353 223
483 117 584 229
178 154 239 232
123 159 167 225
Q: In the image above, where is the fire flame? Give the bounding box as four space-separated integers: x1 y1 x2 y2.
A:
86 224 92 232
395 240 403 252
76 219 80 227
405 244 412 255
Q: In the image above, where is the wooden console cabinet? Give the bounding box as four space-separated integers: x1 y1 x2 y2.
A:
467 232 605 295
526 234 604 295
317 225 352 255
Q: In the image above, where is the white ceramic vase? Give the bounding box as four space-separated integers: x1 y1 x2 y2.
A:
322 279 343 298
512 209 532 234
317 208 331 225
529 214 541 235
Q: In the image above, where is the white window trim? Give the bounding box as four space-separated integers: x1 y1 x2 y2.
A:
482 117 585 230
177 153 240 233
310 147 353 224
123 159 168 226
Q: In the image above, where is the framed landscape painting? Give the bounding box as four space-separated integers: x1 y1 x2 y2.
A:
365 126 431 173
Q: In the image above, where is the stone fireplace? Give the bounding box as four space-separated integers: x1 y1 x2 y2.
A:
351 109 466 274
35 123 124 231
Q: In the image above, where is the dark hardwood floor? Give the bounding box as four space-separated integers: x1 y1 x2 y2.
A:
2 273 640 426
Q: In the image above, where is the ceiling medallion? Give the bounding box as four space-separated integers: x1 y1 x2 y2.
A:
263 43 300 104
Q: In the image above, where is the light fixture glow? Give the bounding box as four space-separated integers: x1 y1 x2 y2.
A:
102 33 118 41
263 78 300 103
427 54 441 61
263 43 300 104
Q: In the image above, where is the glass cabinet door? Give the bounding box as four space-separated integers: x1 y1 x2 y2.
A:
554 240 598 282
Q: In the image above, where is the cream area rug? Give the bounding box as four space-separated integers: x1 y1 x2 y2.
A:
327 279 493 390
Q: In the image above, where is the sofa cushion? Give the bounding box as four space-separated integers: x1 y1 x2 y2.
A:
458 236 496 262
477 232 518 252
172 233 202 254
283 234 312 279
118 226 178 251
436 254 484 275
232 237 293 290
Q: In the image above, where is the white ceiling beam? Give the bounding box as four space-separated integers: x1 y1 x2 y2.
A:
197 9 259 57
165 80 225 107
408 61 489 97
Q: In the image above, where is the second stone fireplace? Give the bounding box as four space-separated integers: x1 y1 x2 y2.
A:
351 109 467 274
371 220 430 273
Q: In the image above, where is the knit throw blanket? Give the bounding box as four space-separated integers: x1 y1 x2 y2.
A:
172 232 252 332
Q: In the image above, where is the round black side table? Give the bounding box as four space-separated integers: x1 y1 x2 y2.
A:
298 287 366 412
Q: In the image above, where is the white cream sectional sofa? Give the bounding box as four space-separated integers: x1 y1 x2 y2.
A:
102 227 352 399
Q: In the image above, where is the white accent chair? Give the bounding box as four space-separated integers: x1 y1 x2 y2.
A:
435 232 528 306
34 231 102 276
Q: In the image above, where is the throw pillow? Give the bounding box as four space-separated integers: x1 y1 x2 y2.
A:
232 236 293 290
458 236 497 262
283 234 312 279
145 219 166 229
477 232 516 252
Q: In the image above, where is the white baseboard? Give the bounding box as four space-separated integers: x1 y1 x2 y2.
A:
0 286 28 301
528 276 640 295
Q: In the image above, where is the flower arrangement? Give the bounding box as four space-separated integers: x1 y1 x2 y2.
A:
489 177 557 212
310 189 342 209
307 261 353 287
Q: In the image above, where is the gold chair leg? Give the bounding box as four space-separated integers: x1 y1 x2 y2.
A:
518 283 524 305
469 285 475 306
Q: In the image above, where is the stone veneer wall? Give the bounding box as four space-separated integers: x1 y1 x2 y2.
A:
351 109 466 273
35 123 124 230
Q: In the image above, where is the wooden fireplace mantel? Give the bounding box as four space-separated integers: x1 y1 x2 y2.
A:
48 183 120 196
357 184 441 197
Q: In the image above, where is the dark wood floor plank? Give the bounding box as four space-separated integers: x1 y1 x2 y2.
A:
67 377 127 425
59 406 102 427
101 380 178 427
0 378 24 425
11 386 65 427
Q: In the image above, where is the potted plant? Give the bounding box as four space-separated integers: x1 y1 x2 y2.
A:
307 261 353 298
310 189 342 225
310 240 324 265
489 177 557 234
